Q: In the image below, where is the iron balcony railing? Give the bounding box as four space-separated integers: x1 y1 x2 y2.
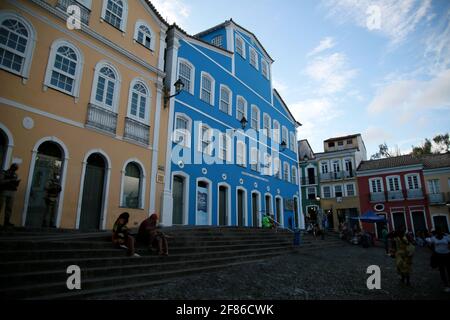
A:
320 171 354 182
428 193 445 204
124 117 150 146
56 0 91 25
86 103 117 134
370 192 386 202
407 188 424 199
304 198 320 206
387 190 404 201
301 176 318 185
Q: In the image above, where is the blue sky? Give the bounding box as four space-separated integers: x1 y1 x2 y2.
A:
153 0 450 157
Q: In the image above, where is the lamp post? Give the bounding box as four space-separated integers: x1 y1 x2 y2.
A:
163 79 185 108
280 140 287 151
240 116 248 130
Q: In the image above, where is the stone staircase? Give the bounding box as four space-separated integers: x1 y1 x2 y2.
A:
0 226 345 300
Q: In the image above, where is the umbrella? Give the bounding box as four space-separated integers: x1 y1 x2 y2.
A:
350 211 387 223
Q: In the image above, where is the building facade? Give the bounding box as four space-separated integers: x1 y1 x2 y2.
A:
0 0 168 229
314 134 367 230
161 20 303 229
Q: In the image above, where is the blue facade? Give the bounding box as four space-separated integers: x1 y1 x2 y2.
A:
162 21 303 229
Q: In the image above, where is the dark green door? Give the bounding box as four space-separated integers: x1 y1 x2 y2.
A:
411 211 426 235
172 175 184 225
219 186 227 226
251 193 258 227
392 211 406 231
238 190 244 227
80 154 105 230
276 198 282 225
0 130 6 170
294 198 299 228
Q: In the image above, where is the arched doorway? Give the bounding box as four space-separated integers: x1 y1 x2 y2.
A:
79 153 107 230
0 129 7 170
172 175 185 225
218 184 229 226
294 197 299 228
237 188 246 227
275 197 282 226
251 192 260 227
26 141 64 227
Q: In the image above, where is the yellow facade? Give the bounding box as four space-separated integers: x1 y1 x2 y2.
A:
0 0 169 229
424 169 450 231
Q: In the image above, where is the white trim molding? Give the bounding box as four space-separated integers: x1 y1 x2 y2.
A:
171 171 190 225
195 177 213 226
236 186 248 227
119 158 147 210
0 122 14 170
89 60 122 112
217 182 232 226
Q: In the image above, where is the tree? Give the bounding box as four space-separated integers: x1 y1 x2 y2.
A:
411 133 449 156
433 133 450 153
412 138 432 156
370 143 402 160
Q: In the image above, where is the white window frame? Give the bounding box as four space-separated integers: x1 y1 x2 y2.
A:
334 184 343 198
44 39 84 98
249 47 258 70
236 140 247 167
291 166 298 185
177 58 195 95
236 95 247 121
290 132 296 151
173 113 192 148
0 12 36 80
427 179 440 194
283 162 290 182
369 177 384 193
345 183 356 197
261 59 270 79
332 159 341 172
235 34 245 58
251 105 260 130
405 173 421 190
307 187 317 199
262 113 271 136
386 175 402 191
282 126 289 145
273 120 280 143
322 185 332 199
127 78 151 123
250 147 259 171
120 159 146 209
133 20 155 51
219 84 232 115
101 0 128 32
198 123 212 155
89 60 121 112
211 35 223 48
320 161 329 174
219 132 232 162
274 157 281 179
200 71 215 106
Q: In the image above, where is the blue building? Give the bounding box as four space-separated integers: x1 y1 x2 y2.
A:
161 20 304 229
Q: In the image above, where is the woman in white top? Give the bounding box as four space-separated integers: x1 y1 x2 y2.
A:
426 228 450 293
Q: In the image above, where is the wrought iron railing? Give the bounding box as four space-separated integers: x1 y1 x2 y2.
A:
124 117 150 145
56 0 91 25
86 103 117 134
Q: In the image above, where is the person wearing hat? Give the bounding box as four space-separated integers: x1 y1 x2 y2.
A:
112 212 139 257
0 163 20 227
137 213 169 255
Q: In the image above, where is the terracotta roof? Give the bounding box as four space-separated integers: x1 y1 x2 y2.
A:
357 153 450 172
324 134 361 143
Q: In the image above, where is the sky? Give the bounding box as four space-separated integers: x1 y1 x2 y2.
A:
152 0 450 157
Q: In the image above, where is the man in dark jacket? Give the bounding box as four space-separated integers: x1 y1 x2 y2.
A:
43 173 62 228
0 163 20 227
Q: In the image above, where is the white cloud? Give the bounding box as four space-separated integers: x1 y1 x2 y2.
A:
323 0 432 46
367 69 450 114
305 52 358 95
272 77 289 96
363 126 393 144
307 37 336 57
151 0 191 25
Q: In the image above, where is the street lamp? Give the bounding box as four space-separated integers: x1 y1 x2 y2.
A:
164 79 185 108
240 116 248 130
280 140 287 151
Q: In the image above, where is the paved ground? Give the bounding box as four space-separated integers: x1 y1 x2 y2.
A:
94 241 449 300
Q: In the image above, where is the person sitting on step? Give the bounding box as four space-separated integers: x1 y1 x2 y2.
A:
112 212 139 257
137 213 169 256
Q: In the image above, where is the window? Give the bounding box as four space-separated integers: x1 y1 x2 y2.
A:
200 72 214 105
236 140 246 167
334 185 343 198
211 35 223 48
321 161 329 174
91 63 119 110
263 113 271 136
332 160 341 172
174 114 191 147
128 80 150 122
261 60 269 79
283 162 290 181
44 40 83 97
249 47 258 69
328 142 335 148
250 147 258 171
262 153 272 176
178 59 194 95
219 85 231 114
347 139 352 145
291 166 298 184
102 0 128 31
122 162 142 208
134 21 154 50
273 120 280 143
281 126 289 146
338 141 344 146
236 96 247 121
307 187 316 200
0 13 35 78
251 105 260 130
427 179 440 194
219 133 231 161
406 174 420 190
274 157 281 179
235 35 245 58
387 176 401 191
290 132 296 151
346 183 355 197
199 125 212 155
322 186 331 198
369 178 383 193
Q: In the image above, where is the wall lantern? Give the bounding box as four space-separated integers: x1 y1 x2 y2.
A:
164 79 185 108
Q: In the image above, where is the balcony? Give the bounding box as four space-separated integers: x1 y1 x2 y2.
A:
56 0 91 25
301 176 318 185
407 188 424 199
304 198 320 207
344 171 355 179
86 103 117 134
370 192 386 202
124 117 150 146
387 190 404 201
320 171 344 182
428 193 445 205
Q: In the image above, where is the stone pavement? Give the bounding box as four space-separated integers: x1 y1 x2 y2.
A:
94 240 449 300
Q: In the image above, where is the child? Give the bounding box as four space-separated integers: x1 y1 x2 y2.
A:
112 212 139 257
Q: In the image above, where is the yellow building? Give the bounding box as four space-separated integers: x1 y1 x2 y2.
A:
315 134 367 230
0 0 169 230
423 154 450 233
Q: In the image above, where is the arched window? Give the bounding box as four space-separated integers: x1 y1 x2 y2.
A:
102 0 128 31
251 105 260 130
174 113 191 148
0 13 35 78
122 162 143 209
128 79 150 122
283 162 290 182
219 85 232 115
44 40 83 97
282 126 289 145
90 62 120 110
198 124 212 155
273 157 281 179
273 120 280 143
291 166 298 185
200 72 215 105
236 140 246 167
134 21 154 50
263 113 271 136
236 96 247 121
178 58 194 95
